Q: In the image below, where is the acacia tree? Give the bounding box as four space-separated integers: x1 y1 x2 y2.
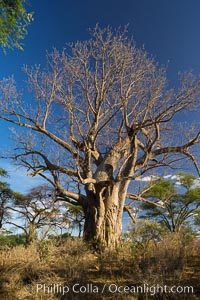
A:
0 167 14 228
140 173 200 232
7 185 66 245
0 26 200 249
195 210 200 228
66 204 85 237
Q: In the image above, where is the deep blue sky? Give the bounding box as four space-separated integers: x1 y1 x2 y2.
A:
1 0 200 192
2 1 200 79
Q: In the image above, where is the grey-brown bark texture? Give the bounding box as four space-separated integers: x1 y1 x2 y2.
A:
0 26 199 249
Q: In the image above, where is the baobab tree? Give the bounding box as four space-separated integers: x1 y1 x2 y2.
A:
0 26 199 249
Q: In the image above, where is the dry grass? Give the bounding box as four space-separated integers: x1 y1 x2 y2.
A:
0 235 199 300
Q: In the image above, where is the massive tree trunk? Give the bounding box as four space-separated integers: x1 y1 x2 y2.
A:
81 139 131 250
83 181 126 250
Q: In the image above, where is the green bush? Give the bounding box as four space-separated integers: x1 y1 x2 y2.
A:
0 233 26 247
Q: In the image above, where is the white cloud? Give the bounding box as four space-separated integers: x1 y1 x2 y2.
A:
192 179 200 188
171 175 180 180
0 159 45 193
137 173 200 188
163 174 180 180
136 175 158 182
163 175 171 179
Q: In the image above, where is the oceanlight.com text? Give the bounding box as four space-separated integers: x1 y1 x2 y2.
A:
36 283 194 296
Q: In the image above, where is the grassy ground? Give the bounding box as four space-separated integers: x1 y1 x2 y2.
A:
0 234 199 300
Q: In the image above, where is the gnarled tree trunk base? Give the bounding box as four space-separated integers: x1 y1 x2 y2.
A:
83 201 123 251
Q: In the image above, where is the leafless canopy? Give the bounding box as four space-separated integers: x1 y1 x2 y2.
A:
0 25 199 218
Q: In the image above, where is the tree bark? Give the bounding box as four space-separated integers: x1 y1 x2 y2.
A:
83 182 125 251
26 223 37 245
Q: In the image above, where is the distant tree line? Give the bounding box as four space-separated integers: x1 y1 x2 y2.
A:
0 167 84 246
1 167 199 248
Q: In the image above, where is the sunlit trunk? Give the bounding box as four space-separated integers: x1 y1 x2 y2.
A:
83 182 125 251
26 223 37 245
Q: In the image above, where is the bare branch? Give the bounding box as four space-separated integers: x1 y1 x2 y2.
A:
127 193 165 208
